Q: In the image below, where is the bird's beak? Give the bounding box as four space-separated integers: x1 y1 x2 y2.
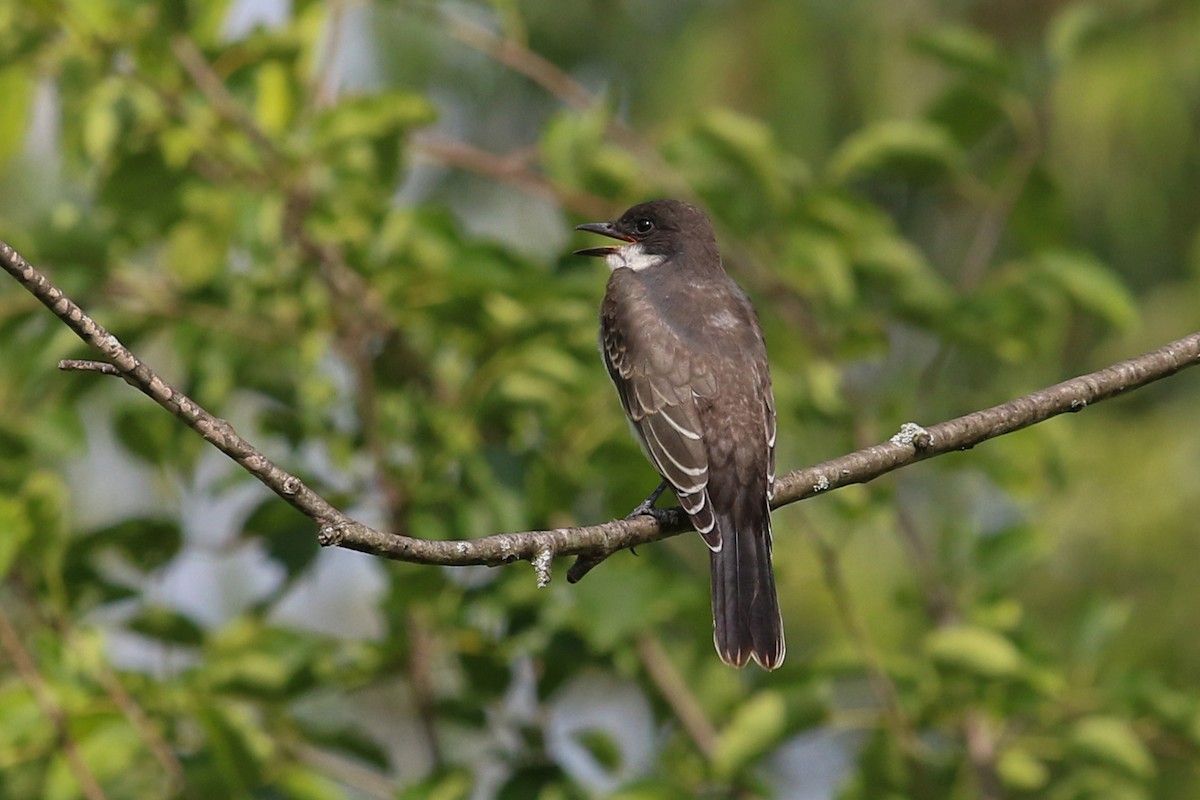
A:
573 221 634 257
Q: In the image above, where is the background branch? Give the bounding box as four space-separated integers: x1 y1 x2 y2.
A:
3 239 1199 585
0 607 107 800
634 632 719 759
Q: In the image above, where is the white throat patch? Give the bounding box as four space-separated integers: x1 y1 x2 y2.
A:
606 242 665 273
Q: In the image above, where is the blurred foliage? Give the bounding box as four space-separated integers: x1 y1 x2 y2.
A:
1 0 1199 798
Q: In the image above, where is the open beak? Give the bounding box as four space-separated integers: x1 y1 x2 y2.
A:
573 221 634 257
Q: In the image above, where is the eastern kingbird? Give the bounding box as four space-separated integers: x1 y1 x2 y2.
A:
575 199 785 670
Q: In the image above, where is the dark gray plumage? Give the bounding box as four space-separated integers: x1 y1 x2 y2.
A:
575 199 785 670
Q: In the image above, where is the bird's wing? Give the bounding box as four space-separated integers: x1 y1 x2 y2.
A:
761 348 777 501
601 298 722 549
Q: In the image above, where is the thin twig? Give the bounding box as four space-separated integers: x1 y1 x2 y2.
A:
805 524 920 756
312 0 348 110
170 36 285 166
293 742 396 800
896 501 1004 797
0 607 107 800
963 711 1004 800
411 133 611 218
894 506 957 627
442 13 594 112
920 94 1043 394
441 12 692 198
2 240 1200 585
405 609 443 766
957 94 1042 293
91 664 184 791
635 632 719 759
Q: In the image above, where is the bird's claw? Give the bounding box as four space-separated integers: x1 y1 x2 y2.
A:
624 480 671 525
624 502 673 526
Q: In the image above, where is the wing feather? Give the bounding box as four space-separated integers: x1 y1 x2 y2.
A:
601 291 720 549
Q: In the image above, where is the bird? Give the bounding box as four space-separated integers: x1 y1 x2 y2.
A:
574 199 785 670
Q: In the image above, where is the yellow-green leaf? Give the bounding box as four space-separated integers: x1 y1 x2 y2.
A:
255 60 295 136
997 745 1049 791
0 496 32 579
911 25 1009 80
0 66 31 166
1070 716 1155 780
925 624 1023 679
829 119 964 184
1035 249 1137 329
166 221 226 288
713 691 788 778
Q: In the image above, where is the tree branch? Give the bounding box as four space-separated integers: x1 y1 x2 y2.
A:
3 238 1199 585
410 133 612 218
439 12 693 198
634 632 719 759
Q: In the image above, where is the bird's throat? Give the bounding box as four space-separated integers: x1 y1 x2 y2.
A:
607 242 666 273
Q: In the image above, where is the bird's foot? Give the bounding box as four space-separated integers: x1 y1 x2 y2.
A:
624 480 672 526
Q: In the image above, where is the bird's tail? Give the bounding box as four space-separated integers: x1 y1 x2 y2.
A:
710 497 785 670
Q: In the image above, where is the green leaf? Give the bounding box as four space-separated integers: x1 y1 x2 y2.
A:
206 622 328 698
166 220 227 288
243 500 318 581
83 82 123 164
0 683 48 769
275 765 349 800
196 703 264 794
567 561 681 651
781 230 857 309
79 720 143 786
207 651 294 697
575 729 622 771
21 470 68 539
1034 250 1137 329
609 781 697 800
1010 165 1070 248
43 753 84 800
1047 4 1109 63
187 0 236 43
112 401 183 466
0 66 31 166
829 119 964 184
128 605 206 646
851 235 955 320
43 720 146 799
312 90 433 189
540 103 638 197
997 745 1049 791
85 517 182 573
924 624 1023 679
695 107 810 208
295 724 390 771
0 496 32 580
254 60 294 136
314 91 435 146
541 104 608 186
713 691 788 779
1070 716 1155 780
97 145 186 230
911 26 1009 80
397 769 473 800
927 83 1008 147
497 764 569 800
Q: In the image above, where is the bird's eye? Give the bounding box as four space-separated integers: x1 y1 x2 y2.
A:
634 218 655 235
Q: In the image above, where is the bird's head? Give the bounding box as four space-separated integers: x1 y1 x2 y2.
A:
574 199 716 272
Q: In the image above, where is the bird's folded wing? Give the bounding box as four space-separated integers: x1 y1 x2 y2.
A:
762 368 777 501
603 322 721 549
